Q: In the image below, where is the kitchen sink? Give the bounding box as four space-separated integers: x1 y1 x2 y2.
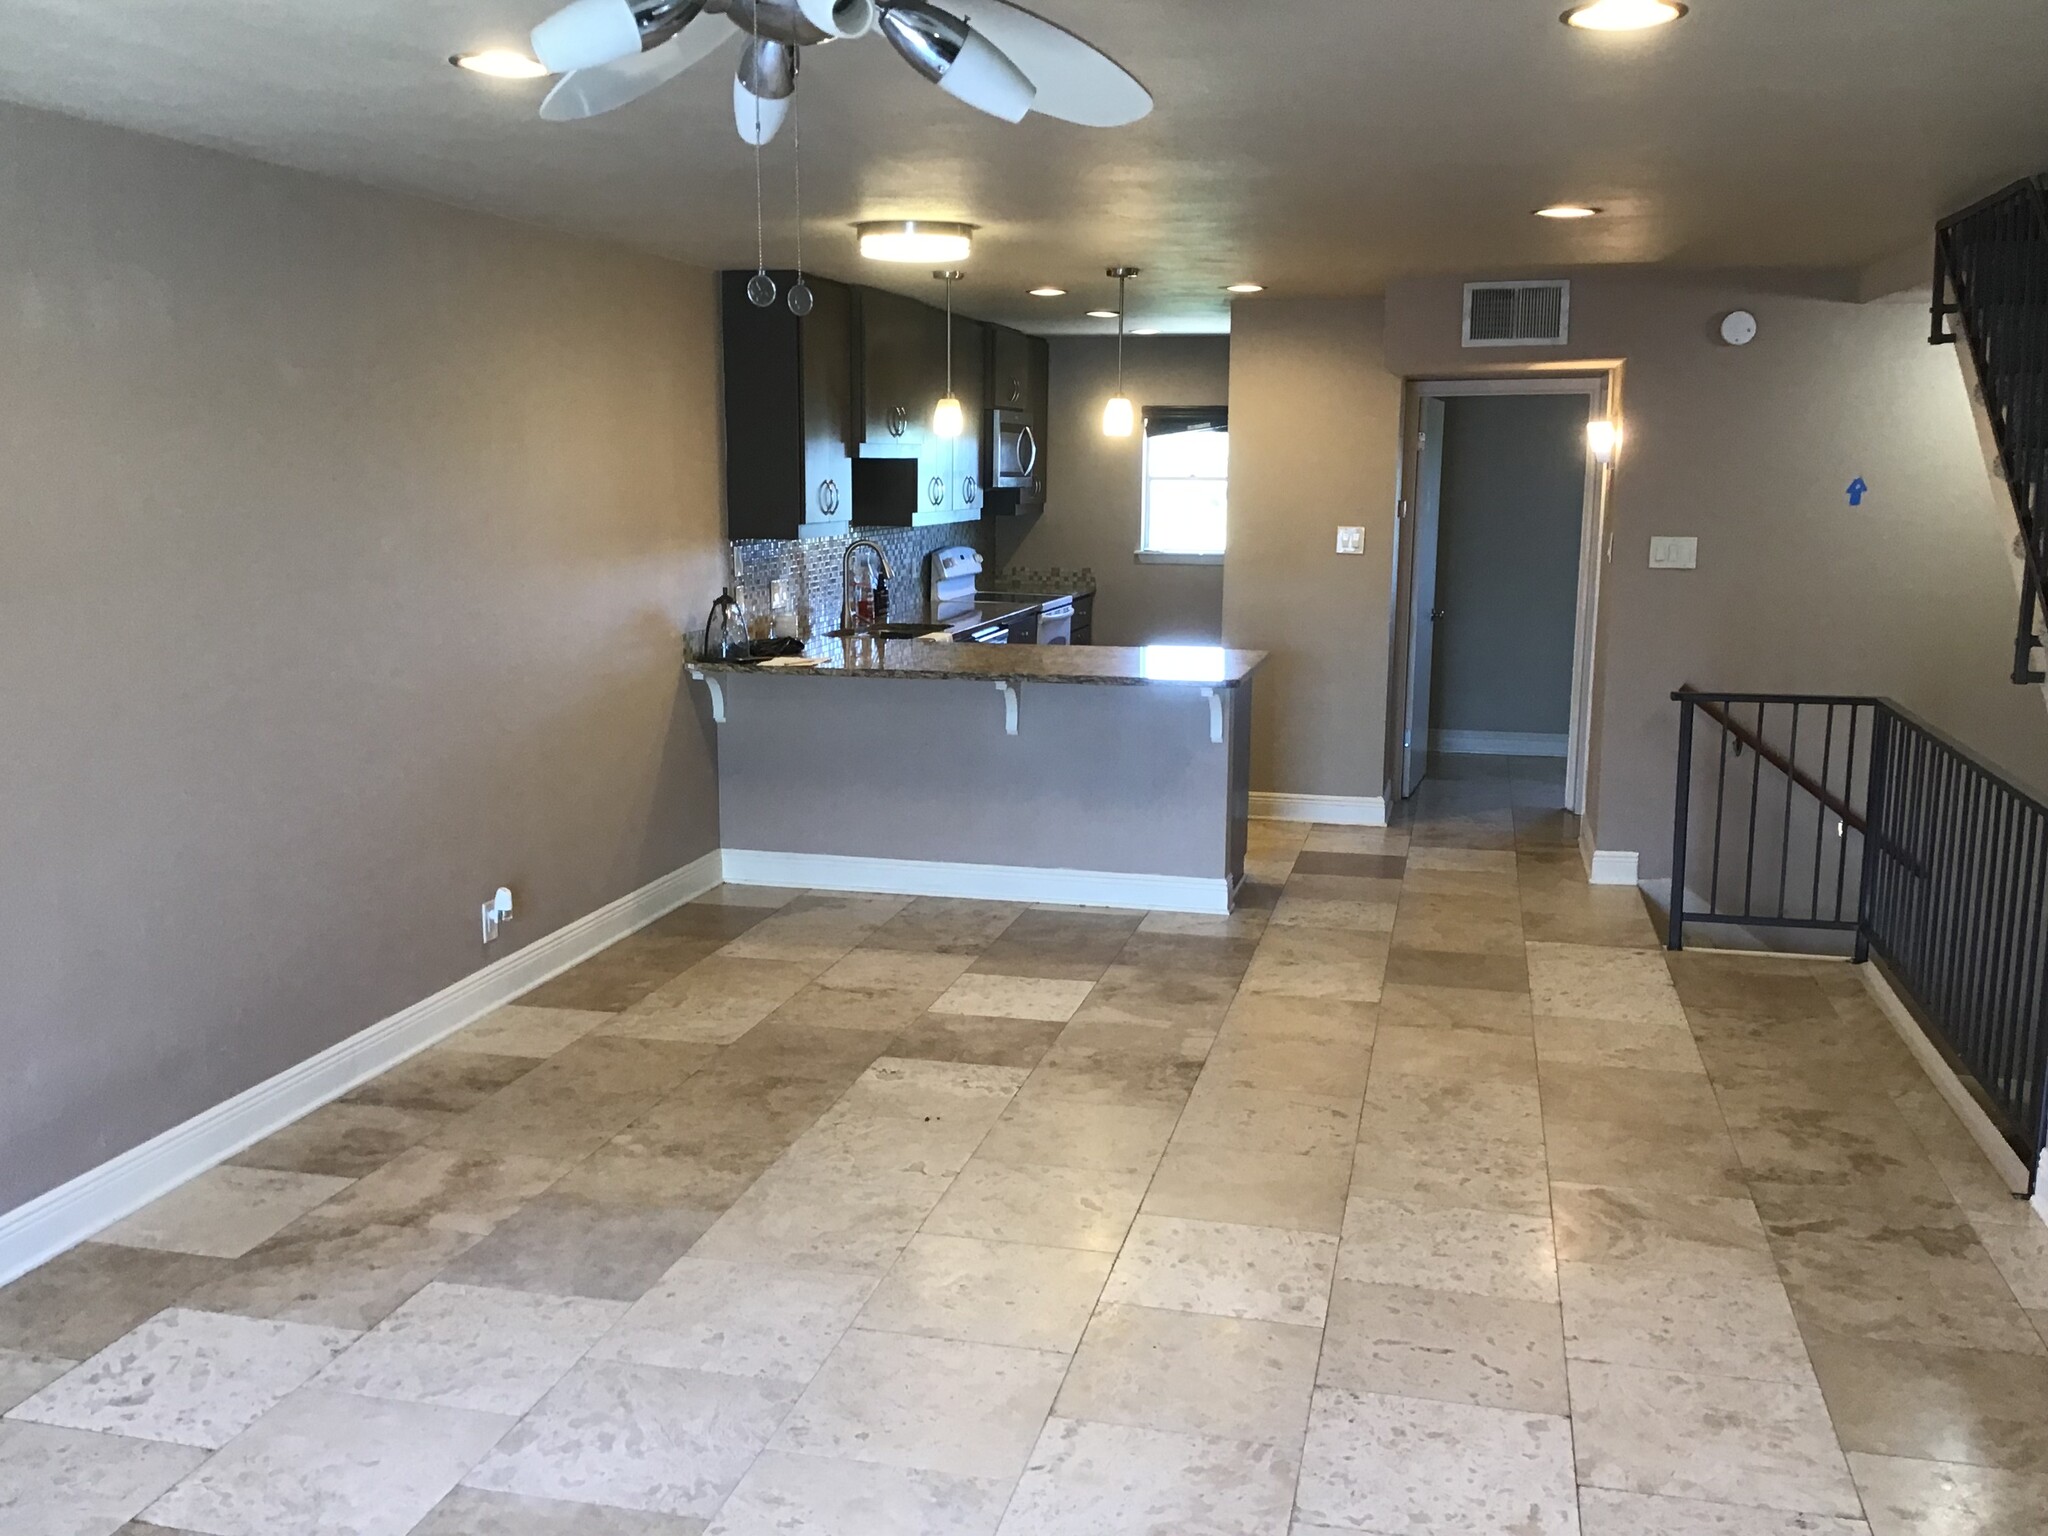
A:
826 623 948 640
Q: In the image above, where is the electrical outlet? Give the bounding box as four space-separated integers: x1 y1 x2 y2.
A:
1649 536 1698 570
1335 526 1366 555
481 886 514 943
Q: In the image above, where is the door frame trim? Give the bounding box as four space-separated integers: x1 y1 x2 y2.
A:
1388 373 1616 814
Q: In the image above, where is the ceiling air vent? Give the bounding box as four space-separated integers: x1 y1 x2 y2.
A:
1462 280 1570 347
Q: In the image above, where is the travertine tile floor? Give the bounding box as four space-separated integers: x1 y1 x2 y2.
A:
6 754 2048 1533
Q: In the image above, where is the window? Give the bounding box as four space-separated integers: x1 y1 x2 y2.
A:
1141 408 1228 561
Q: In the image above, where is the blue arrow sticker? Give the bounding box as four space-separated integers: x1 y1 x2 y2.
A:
1847 477 1869 506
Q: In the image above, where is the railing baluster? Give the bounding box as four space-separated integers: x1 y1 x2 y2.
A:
1813 704 1835 920
1777 704 1800 920
1743 701 1765 919
1669 699 1696 951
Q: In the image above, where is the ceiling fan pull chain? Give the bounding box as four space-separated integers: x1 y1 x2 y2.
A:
745 0 777 307
787 51 813 317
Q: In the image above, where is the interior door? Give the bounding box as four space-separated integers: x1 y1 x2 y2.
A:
1401 396 1448 797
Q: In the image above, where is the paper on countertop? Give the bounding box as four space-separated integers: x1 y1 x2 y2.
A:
758 655 822 669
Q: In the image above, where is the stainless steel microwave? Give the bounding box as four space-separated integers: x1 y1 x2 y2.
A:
988 408 1040 490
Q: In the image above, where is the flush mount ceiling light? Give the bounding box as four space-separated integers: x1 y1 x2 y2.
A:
524 0 1152 136
1028 286 1067 297
450 49 552 78
857 219 974 262
1535 205 1601 218
1561 0 1687 30
1102 266 1138 438
1223 282 1264 293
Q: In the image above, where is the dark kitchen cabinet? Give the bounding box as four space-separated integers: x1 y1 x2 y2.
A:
985 328 1049 515
854 287 946 458
987 324 1037 411
720 270 853 540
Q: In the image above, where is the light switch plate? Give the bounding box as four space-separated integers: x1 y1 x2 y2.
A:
1649 536 1698 570
1335 526 1366 555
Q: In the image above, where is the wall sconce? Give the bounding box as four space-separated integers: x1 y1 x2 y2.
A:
1587 418 1622 464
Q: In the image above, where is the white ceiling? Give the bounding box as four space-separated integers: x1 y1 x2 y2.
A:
3 1 2045 331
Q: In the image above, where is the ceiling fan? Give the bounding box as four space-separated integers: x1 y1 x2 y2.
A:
528 0 1152 142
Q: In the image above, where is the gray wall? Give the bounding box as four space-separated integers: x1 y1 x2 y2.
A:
1223 300 1406 802
1009 336 1231 646
0 103 727 1214
1430 394 1588 741
1224 274 2048 865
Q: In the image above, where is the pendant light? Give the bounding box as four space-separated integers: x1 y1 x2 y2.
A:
1102 265 1138 437
933 269 965 438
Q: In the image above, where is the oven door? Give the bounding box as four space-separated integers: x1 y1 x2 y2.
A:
1036 598 1073 645
962 622 1010 644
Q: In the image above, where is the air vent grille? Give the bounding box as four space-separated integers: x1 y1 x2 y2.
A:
1462 280 1571 346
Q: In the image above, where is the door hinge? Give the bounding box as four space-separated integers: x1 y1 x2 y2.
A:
1397 498 1409 519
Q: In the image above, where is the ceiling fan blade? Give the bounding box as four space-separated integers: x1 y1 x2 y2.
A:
539 25 736 121
949 0 1150 126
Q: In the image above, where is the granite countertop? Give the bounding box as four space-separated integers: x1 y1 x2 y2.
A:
690 638 1265 686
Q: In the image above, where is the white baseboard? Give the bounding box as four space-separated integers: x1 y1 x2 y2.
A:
1247 793 1389 827
0 850 723 1287
1430 729 1568 758
1585 849 1640 887
721 849 1230 915
1859 964 2035 1203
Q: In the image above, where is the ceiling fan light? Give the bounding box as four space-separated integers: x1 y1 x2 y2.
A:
857 220 975 262
1561 0 1687 30
797 0 878 39
1086 309 1119 319
1535 204 1601 218
531 0 643 72
734 75 792 144
933 394 966 438
1224 282 1264 294
451 50 551 79
1102 394 1134 438
938 28 1036 122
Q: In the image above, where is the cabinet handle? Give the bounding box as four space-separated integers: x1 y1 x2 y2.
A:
963 475 978 503
927 475 945 506
819 479 840 516
1009 378 1023 404
888 405 908 438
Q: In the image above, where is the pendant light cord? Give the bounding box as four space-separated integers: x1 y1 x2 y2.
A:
1116 270 1127 395
945 275 954 393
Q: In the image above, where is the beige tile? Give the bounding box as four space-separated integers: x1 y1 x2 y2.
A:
1239 927 1388 1003
770 1328 1066 1480
298 1146 566 1237
1143 1142 1351 1234
1405 846 1517 873
1578 1489 1871 1535
1336 1196 1557 1302
0 1244 227 1361
1562 1263 1814 1382
817 949 975 996
765 980 940 1035
1572 1360 1862 1517
924 1159 1148 1252
1219 992 1378 1047
445 1005 612 1058
1172 1083 1360 1158
1197 1032 1370 1101
1526 941 1688 1026
1101 1214 1338 1327
230 1102 449 1179
998 1415 1301 1536
856 1235 1110 1353
437 1196 713 1302
315 1281 626 1417
929 973 1096 1023
9 1308 355 1450
182 1221 481 1331
1376 981 1534 1036
1848 1451 2048 1536
707 1450 1009 1536
975 1094 1179 1175
416 1487 710 1532
863 897 1027 955
1295 1385 1577 1535
690 884 802 909
145 1386 513 1536
887 1012 1064 1069
592 1257 874 1381
467 1360 798 1519
1270 893 1402 934
1535 1013 1707 1072
687 1160 946 1276
1024 1022 1208 1108
1303 826 1410 855
1320 1278 1568 1414
0 1348 70 1413
1805 1330 2048 1472
0 1422 205 1536
1351 1102 1551 1216
1976 1221 2048 1310
518 935 722 1012
1137 910 1269 939
1053 1303 1320 1444
604 958 814 1045
99 1167 352 1259
1552 1183 1776 1279
1369 1022 1535 1084
1066 964 1240 1030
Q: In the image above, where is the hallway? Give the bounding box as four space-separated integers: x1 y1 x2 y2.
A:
3 757 2046 1534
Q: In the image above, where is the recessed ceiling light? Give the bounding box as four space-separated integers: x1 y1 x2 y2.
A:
450 49 550 80
1086 309 1120 319
1535 205 1602 219
1132 328 1161 336
1224 283 1265 294
856 220 975 263
1028 286 1067 297
1561 0 1687 31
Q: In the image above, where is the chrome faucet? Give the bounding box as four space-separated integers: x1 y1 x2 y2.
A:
840 539 894 634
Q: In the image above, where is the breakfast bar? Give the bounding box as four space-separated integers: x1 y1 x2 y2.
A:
689 640 1264 914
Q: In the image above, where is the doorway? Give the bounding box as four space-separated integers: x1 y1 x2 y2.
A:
1394 377 1610 813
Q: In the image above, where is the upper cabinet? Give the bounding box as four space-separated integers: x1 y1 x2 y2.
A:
721 271 1041 538
720 270 853 540
983 325 1049 515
